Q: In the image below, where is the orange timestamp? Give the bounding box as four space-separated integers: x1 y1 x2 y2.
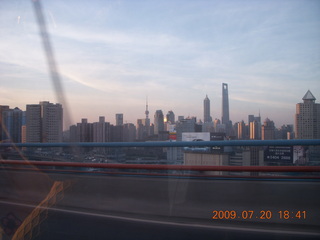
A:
212 210 306 220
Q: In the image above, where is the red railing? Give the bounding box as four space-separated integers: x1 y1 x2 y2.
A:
1 160 320 173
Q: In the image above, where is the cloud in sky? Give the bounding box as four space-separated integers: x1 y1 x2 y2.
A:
0 0 319 127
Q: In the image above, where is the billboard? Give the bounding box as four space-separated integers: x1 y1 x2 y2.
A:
264 146 293 165
182 132 210 141
182 132 224 153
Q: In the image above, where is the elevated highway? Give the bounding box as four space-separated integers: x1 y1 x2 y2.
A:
0 165 319 240
1 139 320 239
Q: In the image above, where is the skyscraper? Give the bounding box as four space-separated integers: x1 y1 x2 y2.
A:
221 83 229 125
261 118 275 140
40 101 63 143
1 107 24 143
154 110 164 135
295 90 320 139
93 116 106 142
237 120 246 140
136 119 147 140
123 123 136 142
248 114 261 140
26 101 63 143
203 95 211 123
26 104 41 143
166 110 175 124
115 114 123 126
145 97 150 136
0 105 10 142
250 120 260 140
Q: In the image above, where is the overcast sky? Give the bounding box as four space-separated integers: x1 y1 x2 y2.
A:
1 0 319 128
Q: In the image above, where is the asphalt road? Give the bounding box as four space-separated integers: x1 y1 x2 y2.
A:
1 169 320 239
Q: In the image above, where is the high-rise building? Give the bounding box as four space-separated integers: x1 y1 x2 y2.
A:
79 118 89 142
26 101 63 143
221 83 233 135
166 110 175 124
26 104 41 143
276 124 294 140
248 114 261 140
221 83 229 125
154 110 164 135
123 123 136 142
295 90 320 139
250 120 260 140
1 107 25 143
176 117 197 141
261 118 275 140
136 119 146 140
69 124 78 142
237 121 246 140
93 116 106 142
145 98 150 136
40 101 63 143
248 115 254 125
116 113 123 126
110 125 123 142
0 105 10 142
203 95 212 123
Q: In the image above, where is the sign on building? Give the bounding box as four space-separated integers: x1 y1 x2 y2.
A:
264 146 293 165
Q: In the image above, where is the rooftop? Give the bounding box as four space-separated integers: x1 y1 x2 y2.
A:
302 90 316 101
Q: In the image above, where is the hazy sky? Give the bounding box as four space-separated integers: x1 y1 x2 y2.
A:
1 0 319 128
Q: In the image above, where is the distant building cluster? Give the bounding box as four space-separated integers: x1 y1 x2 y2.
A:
1 101 62 144
0 85 319 145
1 85 319 167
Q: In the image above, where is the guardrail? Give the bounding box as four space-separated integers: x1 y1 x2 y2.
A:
1 160 320 173
0 139 319 148
1 139 320 239
1 139 320 178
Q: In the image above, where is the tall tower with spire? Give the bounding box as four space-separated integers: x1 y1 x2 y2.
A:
221 83 232 135
145 97 150 136
203 95 212 123
221 83 229 125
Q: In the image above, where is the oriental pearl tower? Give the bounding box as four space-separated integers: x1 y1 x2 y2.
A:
145 97 150 136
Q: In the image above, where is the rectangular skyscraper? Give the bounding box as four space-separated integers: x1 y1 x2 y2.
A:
116 113 124 126
154 110 164 135
26 104 41 142
2 107 24 143
0 105 10 141
40 101 63 143
221 83 229 125
26 102 63 143
203 95 211 123
295 90 320 139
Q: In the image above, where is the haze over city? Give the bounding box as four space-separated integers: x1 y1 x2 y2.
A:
1 0 319 128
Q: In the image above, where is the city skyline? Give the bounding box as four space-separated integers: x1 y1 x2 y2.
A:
1 88 318 143
2 89 318 130
1 1 319 127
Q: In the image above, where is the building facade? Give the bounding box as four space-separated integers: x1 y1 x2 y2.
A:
261 118 275 140
166 110 175 124
26 102 63 143
0 105 10 142
221 83 229 126
116 113 124 126
237 120 246 140
1 107 25 143
26 104 42 142
203 95 212 123
154 110 164 135
295 90 320 139
221 83 233 135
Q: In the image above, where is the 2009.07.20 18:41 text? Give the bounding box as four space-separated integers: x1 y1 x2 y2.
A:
212 210 306 220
